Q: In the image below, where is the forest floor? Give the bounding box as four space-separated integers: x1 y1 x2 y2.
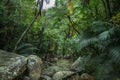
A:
40 54 93 80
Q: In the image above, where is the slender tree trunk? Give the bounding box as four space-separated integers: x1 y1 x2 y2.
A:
106 0 112 18
5 0 11 16
14 13 39 52
13 0 44 52
67 16 80 35
38 26 44 53
101 0 111 19
95 4 99 20
101 0 107 18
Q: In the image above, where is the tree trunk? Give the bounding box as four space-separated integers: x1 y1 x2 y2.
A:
95 4 99 20
101 0 108 18
105 0 112 18
101 0 112 19
14 0 44 52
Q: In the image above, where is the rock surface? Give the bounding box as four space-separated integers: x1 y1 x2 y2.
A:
52 71 75 80
71 57 85 71
40 75 52 80
0 50 43 80
43 66 63 76
0 50 26 80
80 73 94 80
27 55 42 80
42 59 71 77
0 50 93 80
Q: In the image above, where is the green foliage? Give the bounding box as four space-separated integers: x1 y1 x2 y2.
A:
110 12 120 25
0 0 120 79
16 43 38 56
0 0 24 51
78 21 120 79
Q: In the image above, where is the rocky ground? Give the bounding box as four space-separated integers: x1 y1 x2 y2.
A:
0 50 93 80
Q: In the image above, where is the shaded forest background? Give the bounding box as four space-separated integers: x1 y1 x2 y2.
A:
0 0 120 79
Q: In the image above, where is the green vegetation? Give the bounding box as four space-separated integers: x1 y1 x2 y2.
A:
0 0 120 79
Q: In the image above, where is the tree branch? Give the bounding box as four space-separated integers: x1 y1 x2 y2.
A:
13 0 44 52
67 16 80 35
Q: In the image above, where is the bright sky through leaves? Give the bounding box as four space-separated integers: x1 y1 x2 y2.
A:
43 0 55 9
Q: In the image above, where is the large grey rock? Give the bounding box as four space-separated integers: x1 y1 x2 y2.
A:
27 55 42 80
0 50 43 80
116 78 120 80
52 71 75 80
42 66 63 76
23 76 30 80
70 57 86 71
80 73 94 80
43 59 71 77
56 59 72 69
40 75 52 80
0 50 26 80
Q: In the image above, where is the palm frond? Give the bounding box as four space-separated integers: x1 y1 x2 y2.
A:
109 46 120 64
16 43 38 55
91 21 113 33
18 47 38 54
95 61 113 80
16 43 33 51
79 37 98 50
98 30 110 40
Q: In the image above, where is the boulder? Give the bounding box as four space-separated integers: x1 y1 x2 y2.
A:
27 55 42 80
69 74 81 80
40 75 52 80
0 50 26 80
42 66 62 76
43 59 71 77
56 59 72 69
0 50 43 80
70 57 85 71
23 76 30 80
52 71 75 80
80 73 94 80
116 78 120 80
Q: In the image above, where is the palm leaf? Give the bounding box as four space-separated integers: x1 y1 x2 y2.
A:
16 43 38 55
79 37 98 50
18 47 38 54
109 46 120 64
16 43 33 51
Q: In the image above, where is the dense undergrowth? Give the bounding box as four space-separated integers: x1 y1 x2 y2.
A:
0 0 120 79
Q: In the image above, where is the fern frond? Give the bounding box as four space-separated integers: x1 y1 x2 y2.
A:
91 21 113 33
98 31 110 40
95 61 113 80
17 43 33 51
18 47 38 54
98 26 116 41
16 43 38 55
109 46 120 64
94 44 106 52
79 37 98 50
